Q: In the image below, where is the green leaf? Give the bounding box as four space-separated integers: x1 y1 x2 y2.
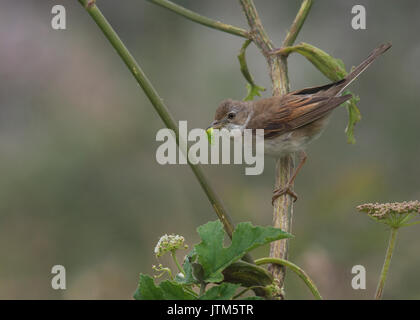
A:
134 274 196 300
134 274 165 300
195 221 292 283
159 280 196 300
285 43 347 81
199 283 240 300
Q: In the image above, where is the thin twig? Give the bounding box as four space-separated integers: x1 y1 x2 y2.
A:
282 0 313 47
147 0 249 38
77 0 254 264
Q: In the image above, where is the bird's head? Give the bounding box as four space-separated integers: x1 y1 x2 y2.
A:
207 99 252 132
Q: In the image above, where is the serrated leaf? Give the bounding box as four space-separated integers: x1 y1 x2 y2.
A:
134 274 196 300
195 221 292 283
134 274 165 300
199 283 240 300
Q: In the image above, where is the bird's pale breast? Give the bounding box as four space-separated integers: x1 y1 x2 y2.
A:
262 114 331 157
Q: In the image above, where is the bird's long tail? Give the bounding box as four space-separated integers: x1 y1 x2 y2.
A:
336 42 392 95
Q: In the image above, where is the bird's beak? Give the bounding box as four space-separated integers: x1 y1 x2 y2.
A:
207 120 223 130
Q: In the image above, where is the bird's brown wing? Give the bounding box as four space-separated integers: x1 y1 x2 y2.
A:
247 93 352 138
289 78 346 96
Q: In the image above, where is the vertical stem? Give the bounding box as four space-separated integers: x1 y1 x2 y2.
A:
268 155 294 283
375 227 398 299
239 0 312 292
269 1 313 289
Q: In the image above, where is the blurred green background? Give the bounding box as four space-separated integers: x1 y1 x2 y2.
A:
1 0 419 299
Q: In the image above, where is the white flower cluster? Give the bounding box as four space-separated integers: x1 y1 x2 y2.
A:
357 201 420 219
154 234 187 258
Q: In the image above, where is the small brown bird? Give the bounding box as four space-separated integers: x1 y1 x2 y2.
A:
207 43 391 204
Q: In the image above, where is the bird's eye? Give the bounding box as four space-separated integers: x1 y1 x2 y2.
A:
227 112 236 119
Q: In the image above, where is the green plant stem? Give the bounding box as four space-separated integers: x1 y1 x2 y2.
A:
270 46 295 56
239 0 291 291
146 0 249 38
282 0 313 47
375 227 398 299
171 251 185 276
239 0 312 291
255 257 322 300
77 0 254 264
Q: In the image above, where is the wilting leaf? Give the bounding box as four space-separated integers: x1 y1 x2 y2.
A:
222 260 273 287
343 91 361 144
238 39 266 101
285 43 347 81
